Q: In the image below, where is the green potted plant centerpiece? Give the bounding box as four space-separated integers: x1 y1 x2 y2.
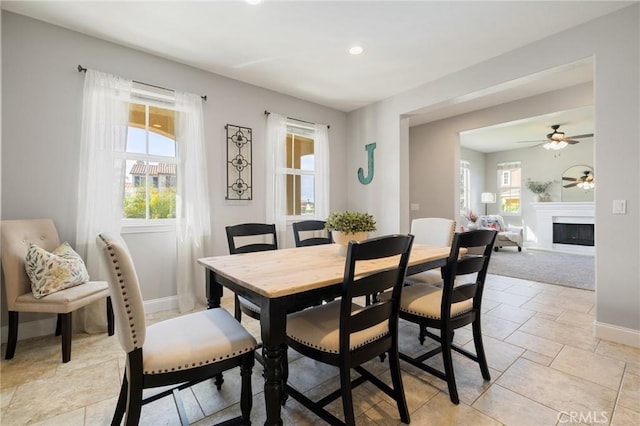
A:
526 179 553 202
325 211 376 255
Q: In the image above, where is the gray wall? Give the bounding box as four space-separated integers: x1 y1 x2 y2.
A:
1 12 348 332
349 5 639 343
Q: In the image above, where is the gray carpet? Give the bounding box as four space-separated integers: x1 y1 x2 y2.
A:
487 248 594 291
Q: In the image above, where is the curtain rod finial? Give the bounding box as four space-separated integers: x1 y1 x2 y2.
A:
77 65 87 73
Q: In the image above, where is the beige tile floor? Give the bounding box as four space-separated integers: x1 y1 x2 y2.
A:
1 274 639 425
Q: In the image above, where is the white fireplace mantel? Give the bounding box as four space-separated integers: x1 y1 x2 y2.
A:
530 202 595 255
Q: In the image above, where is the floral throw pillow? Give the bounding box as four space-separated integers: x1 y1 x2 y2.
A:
25 242 90 299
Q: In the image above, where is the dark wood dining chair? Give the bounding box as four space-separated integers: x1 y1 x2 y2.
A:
393 229 497 405
97 233 257 426
285 234 414 425
225 223 277 322
292 220 333 247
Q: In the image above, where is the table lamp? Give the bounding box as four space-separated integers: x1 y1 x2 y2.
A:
481 192 496 215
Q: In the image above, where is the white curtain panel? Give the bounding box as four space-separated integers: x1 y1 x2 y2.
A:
76 69 131 332
314 123 330 221
265 113 288 247
175 91 212 312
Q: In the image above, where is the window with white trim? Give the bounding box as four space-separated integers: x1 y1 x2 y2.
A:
286 124 316 216
122 101 177 222
497 161 521 214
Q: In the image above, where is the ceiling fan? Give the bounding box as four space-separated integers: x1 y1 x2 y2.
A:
563 170 595 189
518 124 594 150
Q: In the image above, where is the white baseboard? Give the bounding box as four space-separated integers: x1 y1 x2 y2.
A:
0 296 179 344
595 321 640 348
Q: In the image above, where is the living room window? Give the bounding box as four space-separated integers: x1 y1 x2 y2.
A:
497 161 521 214
122 102 177 222
460 160 471 215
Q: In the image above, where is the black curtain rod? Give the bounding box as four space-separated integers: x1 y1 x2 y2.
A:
78 65 207 101
264 110 330 129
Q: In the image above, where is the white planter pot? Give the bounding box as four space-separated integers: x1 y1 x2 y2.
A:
332 231 369 255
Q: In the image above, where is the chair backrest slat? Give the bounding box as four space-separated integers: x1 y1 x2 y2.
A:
441 230 497 314
226 223 277 254
292 220 332 247
339 234 414 352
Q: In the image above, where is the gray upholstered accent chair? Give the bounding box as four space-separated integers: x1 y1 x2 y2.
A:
1 219 114 363
404 217 456 287
96 233 257 426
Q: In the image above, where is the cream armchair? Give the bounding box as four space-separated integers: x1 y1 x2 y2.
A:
477 215 523 252
1 219 114 363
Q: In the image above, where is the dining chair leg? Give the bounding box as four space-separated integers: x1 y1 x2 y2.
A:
240 353 254 425
125 351 144 426
214 373 224 390
61 312 72 363
111 376 128 426
441 328 459 404
234 294 242 322
340 364 356 425
106 297 115 336
388 350 410 423
472 319 491 380
5 311 18 360
419 324 427 345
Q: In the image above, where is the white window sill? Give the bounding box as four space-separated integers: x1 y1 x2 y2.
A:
120 220 176 234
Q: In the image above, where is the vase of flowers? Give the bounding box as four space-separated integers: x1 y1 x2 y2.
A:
325 211 376 255
526 179 553 202
465 210 478 230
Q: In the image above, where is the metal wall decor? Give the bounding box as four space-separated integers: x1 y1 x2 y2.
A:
225 124 252 200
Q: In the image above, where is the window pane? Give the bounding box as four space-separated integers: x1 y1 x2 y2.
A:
148 106 176 157
148 131 176 157
123 160 176 219
124 160 147 218
300 175 315 215
126 127 146 154
286 134 314 170
286 174 300 215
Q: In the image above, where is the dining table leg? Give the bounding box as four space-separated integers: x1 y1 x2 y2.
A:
261 300 287 426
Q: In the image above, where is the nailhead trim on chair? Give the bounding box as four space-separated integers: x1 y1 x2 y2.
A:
103 236 257 374
288 332 389 354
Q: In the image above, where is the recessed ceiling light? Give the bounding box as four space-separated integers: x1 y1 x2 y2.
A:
349 46 363 55
246 0 262 5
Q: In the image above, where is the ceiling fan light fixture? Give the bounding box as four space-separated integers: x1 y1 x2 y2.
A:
543 140 568 150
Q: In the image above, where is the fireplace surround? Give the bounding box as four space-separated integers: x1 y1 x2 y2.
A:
530 202 595 255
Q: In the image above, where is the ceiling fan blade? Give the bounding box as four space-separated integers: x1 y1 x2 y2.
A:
564 182 578 188
567 133 594 139
564 139 580 144
562 177 577 181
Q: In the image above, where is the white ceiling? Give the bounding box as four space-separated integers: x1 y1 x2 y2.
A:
2 0 629 115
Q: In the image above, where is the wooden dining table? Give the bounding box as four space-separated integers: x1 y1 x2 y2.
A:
198 242 452 425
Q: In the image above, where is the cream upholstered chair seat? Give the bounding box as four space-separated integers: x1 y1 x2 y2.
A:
1 219 114 363
142 309 256 375
380 284 472 320
97 232 257 425
287 301 388 354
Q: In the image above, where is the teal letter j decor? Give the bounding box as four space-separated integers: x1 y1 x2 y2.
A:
358 143 376 185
